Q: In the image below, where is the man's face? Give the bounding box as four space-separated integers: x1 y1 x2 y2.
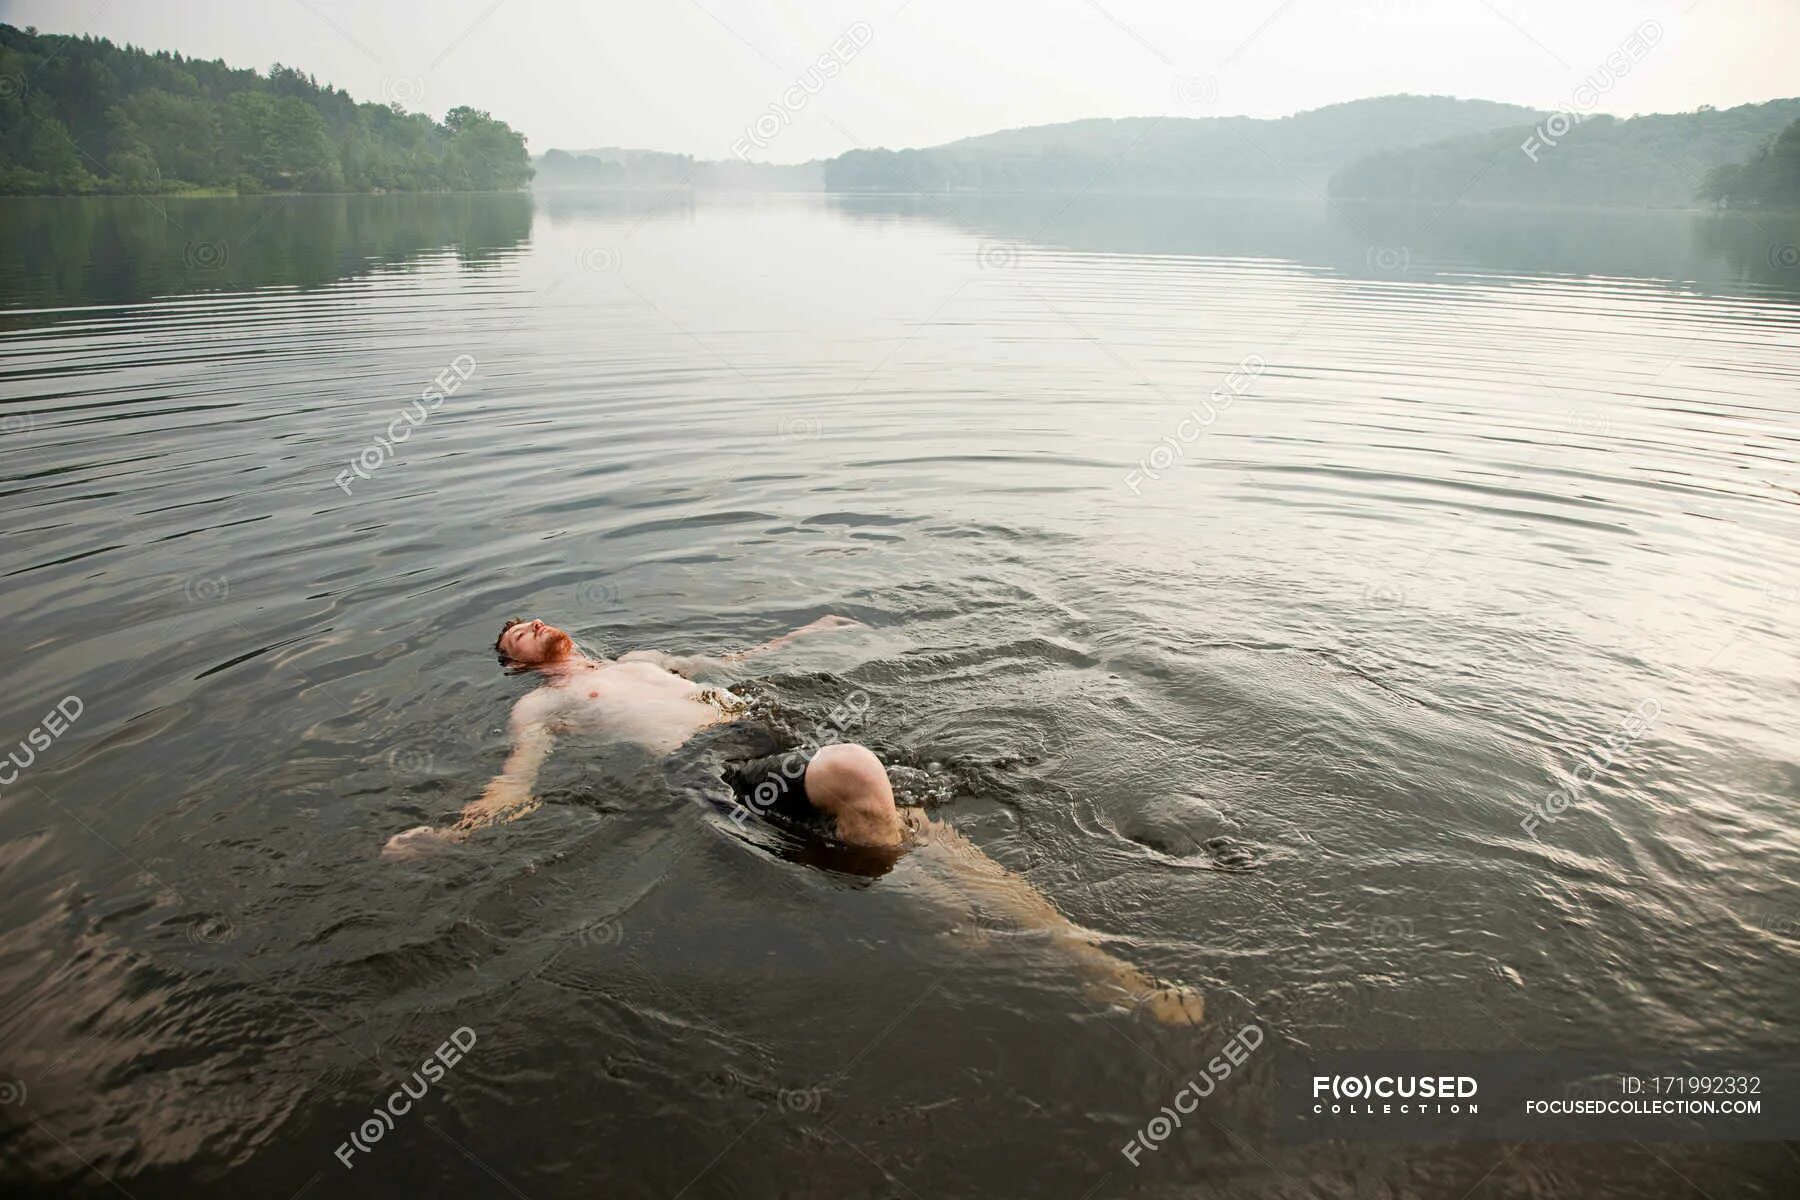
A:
499 618 575 666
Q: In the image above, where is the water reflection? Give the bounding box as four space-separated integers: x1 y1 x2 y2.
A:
0 193 534 324
829 191 1800 294
2 189 1797 1197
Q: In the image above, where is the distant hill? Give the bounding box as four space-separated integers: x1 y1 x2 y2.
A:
534 147 820 191
821 96 1544 196
0 23 530 195
1330 99 1800 207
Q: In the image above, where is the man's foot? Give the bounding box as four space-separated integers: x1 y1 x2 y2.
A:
1137 982 1206 1027
1082 973 1206 1026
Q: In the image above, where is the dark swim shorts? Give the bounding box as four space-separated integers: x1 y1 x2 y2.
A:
718 720 822 829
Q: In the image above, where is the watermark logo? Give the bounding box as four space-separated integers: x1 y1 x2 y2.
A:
1568 411 1612 438
1123 354 1264 495
183 240 228 271
1521 21 1663 162
975 243 1018 270
0 1078 24 1105
335 1026 477 1169
730 690 870 827
778 1086 823 1113
1519 699 1660 837
381 77 426 107
1313 1072 1478 1114
1122 1024 1263 1164
1 696 84 794
1369 916 1415 941
188 915 238 945
1363 582 1407 609
578 246 621 273
181 574 228 603
732 22 874 161
1365 246 1411 273
335 354 477 495
1170 74 1219 107
577 919 624 947
575 580 622 609
387 743 435 776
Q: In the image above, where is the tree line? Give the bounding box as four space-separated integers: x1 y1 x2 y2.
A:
0 23 531 195
1698 119 1800 208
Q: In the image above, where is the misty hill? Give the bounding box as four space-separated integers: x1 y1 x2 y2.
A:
535 147 820 190
0 23 530 195
821 96 1542 196
1331 99 1800 207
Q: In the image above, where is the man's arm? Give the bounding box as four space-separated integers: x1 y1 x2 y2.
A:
453 691 558 831
617 614 862 676
381 690 559 858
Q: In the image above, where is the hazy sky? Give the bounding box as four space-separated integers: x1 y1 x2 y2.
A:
4 0 1796 161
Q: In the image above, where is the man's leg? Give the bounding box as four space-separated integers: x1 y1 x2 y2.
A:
801 742 1203 1025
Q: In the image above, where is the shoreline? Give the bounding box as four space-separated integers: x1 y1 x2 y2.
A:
3 189 1796 218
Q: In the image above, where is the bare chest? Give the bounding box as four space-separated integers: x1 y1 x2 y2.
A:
550 663 737 750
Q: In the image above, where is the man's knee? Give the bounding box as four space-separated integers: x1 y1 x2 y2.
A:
807 743 891 804
806 743 899 846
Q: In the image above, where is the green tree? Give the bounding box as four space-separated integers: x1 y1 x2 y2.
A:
444 105 531 190
0 22 532 195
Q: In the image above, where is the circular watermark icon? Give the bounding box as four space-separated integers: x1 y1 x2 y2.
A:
188 915 238 945
1768 243 1800 272
181 575 229 603
975 243 1018 270
575 580 620 609
1759 914 1799 938
777 1086 822 1113
1369 915 1415 940
778 415 822 441
2 412 35 437
577 919 624 947
1171 74 1219 107
387 744 435 775
1365 246 1411 273
381 76 426 108
1568 411 1611 437
183 240 228 271
578 246 622 273
0 73 26 101
1362 582 1407 608
0 1078 25 1106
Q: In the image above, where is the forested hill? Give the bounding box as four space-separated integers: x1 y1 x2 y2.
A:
0 23 531 195
1698 117 1800 208
822 96 1543 196
1330 100 1800 207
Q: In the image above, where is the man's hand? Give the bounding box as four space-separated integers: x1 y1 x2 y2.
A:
801 614 863 633
764 614 863 651
456 777 539 830
381 824 465 860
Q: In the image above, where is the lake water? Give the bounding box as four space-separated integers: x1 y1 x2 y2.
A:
2 192 1797 1197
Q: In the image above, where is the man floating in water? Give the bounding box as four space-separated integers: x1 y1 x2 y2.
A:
382 614 1204 1025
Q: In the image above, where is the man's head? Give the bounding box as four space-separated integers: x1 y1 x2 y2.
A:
495 617 577 668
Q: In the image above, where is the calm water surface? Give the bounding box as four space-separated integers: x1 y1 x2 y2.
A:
1 192 1798 1197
